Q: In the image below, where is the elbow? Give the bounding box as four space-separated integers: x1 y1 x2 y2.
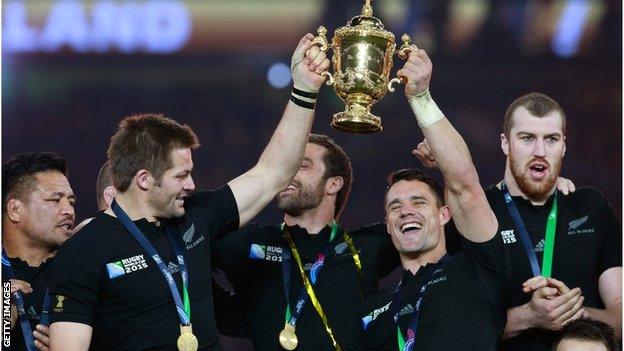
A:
446 166 480 195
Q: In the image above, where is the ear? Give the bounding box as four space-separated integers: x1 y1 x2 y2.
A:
500 133 510 156
438 205 451 226
6 199 23 223
562 136 566 158
103 186 116 207
325 176 344 196
135 170 152 191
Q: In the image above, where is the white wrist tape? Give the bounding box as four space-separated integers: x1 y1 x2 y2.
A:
408 90 444 128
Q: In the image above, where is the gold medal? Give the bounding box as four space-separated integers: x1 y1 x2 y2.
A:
278 323 298 350
177 324 199 351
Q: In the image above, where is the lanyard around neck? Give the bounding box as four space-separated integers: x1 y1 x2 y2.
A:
394 254 450 351
501 182 558 277
111 200 191 324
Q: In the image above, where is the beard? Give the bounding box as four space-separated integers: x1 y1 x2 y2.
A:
276 180 325 217
148 188 186 219
509 153 561 201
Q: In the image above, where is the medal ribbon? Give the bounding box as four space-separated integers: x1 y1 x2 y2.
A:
1 249 51 351
281 222 348 351
501 182 558 277
112 200 191 325
394 254 450 351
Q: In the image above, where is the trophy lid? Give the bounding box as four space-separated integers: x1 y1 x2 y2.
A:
346 0 383 29
347 15 384 29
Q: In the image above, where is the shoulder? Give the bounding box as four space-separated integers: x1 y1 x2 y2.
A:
215 222 279 244
484 185 504 202
65 213 123 249
185 185 236 209
564 186 609 204
351 222 388 239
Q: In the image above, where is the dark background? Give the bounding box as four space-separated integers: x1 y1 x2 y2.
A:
3 1 621 349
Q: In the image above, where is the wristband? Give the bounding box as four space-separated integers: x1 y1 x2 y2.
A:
290 95 315 109
292 87 318 99
290 87 317 110
408 90 444 128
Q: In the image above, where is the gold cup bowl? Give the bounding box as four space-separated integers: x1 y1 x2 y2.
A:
312 0 411 134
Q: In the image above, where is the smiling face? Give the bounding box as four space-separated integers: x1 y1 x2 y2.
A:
502 106 566 200
277 143 328 217
19 171 76 248
147 147 196 219
385 179 450 257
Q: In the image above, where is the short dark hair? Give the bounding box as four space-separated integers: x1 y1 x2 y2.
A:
2 151 68 212
504 92 566 137
96 160 113 208
385 168 444 208
107 114 200 192
308 134 353 219
552 318 617 351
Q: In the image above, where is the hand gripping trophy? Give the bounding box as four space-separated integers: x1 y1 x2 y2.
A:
311 0 412 134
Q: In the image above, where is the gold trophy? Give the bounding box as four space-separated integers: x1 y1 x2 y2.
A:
311 0 412 134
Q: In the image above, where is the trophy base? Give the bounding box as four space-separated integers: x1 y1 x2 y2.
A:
331 111 382 134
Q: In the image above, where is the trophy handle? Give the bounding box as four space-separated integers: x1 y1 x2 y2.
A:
310 26 330 52
322 72 335 86
388 34 413 92
309 26 334 86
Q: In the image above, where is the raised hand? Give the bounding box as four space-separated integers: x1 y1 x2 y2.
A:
396 45 433 99
291 33 331 93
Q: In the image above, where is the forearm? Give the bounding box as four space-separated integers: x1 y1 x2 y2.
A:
502 304 532 340
412 92 479 194
255 100 314 191
585 304 622 339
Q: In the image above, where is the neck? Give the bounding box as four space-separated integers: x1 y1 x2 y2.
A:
503 164 555 206
107 190 158 222
400 241 447 275
283 201 335 235
3 223 56 267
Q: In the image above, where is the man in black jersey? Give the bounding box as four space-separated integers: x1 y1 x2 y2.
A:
214 134 399 350
414 93 621 350
347 46 509 351
2 152 76 351
47 33 330 351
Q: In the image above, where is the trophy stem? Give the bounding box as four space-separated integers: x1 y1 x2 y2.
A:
331 94 382 134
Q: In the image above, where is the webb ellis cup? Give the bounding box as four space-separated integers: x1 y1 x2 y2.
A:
311 0 412 134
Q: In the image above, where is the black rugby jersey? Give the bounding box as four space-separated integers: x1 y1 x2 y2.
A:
214 222 399 351
48 186 239 351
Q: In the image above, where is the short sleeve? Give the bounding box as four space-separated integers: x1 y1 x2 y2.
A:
47 244 101 326
460 233 511 311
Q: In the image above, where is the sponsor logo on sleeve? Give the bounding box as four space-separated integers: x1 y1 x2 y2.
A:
106 254 149 279
362 301 392 330
249 244 283 262
501 229 517 244
53 295 65 313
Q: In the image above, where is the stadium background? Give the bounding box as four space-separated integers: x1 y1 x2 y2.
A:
2 1 621 349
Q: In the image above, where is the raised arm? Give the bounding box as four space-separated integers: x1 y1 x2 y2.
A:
397 46 497 242
228 33 330 226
